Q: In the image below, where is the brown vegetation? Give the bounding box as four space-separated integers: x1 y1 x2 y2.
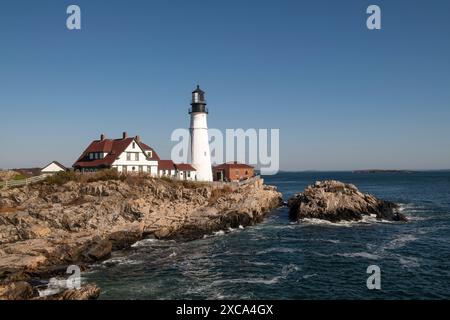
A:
0 207 22 213
209 185 234 204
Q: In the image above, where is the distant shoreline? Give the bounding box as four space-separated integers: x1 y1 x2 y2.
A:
352 169 416 174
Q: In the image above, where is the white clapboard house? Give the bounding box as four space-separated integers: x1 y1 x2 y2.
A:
73 132 159 174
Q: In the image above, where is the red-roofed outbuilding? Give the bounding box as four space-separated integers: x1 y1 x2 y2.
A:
213 162 254 182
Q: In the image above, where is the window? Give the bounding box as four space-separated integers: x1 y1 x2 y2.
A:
139 166 143 173
132 142 136 149
132 166 136 172
187 171 191 178
126 153 131 161
147 151 152 158
147 166 151 173
135 153 139 161
89 153 94 160
123 166 127 173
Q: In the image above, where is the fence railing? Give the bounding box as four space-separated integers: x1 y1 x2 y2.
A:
0 174 47 189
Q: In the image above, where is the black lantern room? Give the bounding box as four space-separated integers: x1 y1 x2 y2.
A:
190 85 208 114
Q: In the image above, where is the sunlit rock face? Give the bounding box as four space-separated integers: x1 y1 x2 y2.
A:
288 180 407 223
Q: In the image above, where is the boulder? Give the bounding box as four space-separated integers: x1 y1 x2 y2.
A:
36 284 100 300
288 180 407 222
0 281 35 300
82 239 112 262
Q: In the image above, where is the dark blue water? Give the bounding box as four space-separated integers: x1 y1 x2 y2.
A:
84 172 450 299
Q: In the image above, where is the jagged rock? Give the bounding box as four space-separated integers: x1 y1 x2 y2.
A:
35 284 100 300
288 180 407 222
108 223 143 250
0 281 35 300
82 239 112 261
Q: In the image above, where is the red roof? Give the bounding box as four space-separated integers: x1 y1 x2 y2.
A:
158 160 176 171
139 142 160 161
175 163 196 171
213 162 254 170
158 161 196 171
73 137 159 168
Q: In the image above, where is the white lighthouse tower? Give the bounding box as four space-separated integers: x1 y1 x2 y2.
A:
189 85 213 181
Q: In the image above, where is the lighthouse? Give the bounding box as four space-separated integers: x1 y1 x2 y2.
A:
189 85 213 181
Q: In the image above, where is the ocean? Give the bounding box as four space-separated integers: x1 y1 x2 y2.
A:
83 171 450 299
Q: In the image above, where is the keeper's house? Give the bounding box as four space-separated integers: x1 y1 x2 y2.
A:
73 132 159 174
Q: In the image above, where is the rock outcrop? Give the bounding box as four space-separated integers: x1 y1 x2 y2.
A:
288 180 407 223
34 284 101 300
0 176 282 299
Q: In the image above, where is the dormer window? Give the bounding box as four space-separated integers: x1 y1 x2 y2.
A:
147 151 152 158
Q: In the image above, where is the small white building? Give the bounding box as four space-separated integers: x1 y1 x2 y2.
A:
158 160 177 178
73 132 159 174
158 160 197 181
174 163 197 181
41 161 67 175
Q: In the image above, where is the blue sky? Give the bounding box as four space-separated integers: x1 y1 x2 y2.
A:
1 0 449 171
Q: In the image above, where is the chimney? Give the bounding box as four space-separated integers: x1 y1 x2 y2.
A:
100 134 105 141
122 131 128 139
135 135 140 142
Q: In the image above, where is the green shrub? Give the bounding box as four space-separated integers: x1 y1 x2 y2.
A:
85 169 121 183
45 171 78 186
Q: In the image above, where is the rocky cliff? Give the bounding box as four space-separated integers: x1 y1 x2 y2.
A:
0 176 282 299
288 180 407 222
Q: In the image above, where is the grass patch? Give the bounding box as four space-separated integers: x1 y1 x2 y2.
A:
44 169 124 186
12 174 26 181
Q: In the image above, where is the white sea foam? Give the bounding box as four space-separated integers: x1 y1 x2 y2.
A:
298 218 355 227
212 264 298 286
256 247 303 255
131 238 159 248
318 239 341 244
383 234 418 251
102 256 142 266
337 252 380 260
302 273 318 279
249 261 276 267
398 256 421 268
212 277 282 285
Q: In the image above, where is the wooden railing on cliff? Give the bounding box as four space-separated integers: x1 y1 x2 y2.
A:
0 174 47 189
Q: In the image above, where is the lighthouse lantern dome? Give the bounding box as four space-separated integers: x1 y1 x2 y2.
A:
190 85 208 114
